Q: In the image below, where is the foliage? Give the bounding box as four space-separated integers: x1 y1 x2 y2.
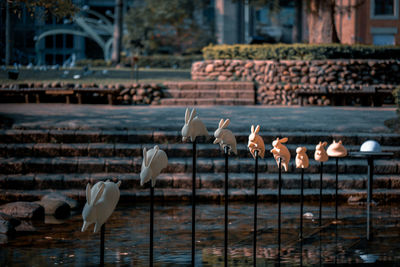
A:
7 0 78 18
202 44 400 60
76 55 202 68
394 86 400 112
124 0 214 55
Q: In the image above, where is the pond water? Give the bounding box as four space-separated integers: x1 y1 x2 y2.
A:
1 203 400 266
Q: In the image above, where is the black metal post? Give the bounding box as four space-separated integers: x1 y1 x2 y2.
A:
278 157 282 262
100 224 105 267
367 157 373 240
319 162 323 227
224 146 229 267
300 168 304 240
335 158 339 221
192 138 197 267
150 186 154 267
253 150 259 267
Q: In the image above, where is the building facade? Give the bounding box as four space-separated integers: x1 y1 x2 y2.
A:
1 0 399 65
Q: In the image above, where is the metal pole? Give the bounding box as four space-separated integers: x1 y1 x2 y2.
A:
367 157 373 240
300 168 304 240
150 186 154 267
100 224 105 267
224 146 229 267
253 150 258 267
5 0 10 66
335 158 339 221
192 139 197 267
319 162 323 227
278 157 282 262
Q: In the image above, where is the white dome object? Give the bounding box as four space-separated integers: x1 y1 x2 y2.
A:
360 140 381 153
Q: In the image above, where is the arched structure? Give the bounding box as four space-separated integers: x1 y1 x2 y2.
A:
35 8 114 65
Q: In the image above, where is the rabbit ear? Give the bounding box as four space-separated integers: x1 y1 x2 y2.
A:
86 183 92 205
185 108 190 124
149 146 159 166
322 141 327 146
318 141 322 146
143 147 148 167
218 119 224 128
280 137 288 143
251 125 254 133
188 108 196 122
93 183 105 205
255 125 260 134
222 119 230 128
338 140 342 144
333 140 336 144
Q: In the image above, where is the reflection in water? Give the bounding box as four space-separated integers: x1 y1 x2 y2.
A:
1 203 400 266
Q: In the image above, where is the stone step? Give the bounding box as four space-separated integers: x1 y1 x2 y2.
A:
0 157 398 175
160 98 255 105
1 143 399 158
163 89 255 99
163 81 254 90
1 173 399 190
1 187 400 204
1 129 398 146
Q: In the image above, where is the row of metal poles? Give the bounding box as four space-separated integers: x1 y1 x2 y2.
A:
99 143 381 267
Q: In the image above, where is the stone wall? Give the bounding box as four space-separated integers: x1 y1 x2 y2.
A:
191 59 400 105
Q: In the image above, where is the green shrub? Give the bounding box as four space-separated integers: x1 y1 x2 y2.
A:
202 44 400 60
76 55 202 69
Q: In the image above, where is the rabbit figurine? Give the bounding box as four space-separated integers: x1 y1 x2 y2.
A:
295 147 309 169
181 108 209 142
248 125 265 159
270 137 290 172
140 145 168 187
213 118 237 155
314 141 329 162
327 140 347 157
82 180 121 233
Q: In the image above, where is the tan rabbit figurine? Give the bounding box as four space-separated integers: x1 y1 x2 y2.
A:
314 141 329 162
327 140 347 157
248 125 265 159
140 145 168 187
270 137 290 172
181 108 208 142
295 147 309 169
213 118 237 155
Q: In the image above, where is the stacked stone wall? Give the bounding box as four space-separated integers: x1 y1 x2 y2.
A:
191 59 400 105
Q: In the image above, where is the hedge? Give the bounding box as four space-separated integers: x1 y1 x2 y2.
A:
76 55 202 68
202 44 400 60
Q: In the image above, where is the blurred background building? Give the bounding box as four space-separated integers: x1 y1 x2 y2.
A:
0 0 399 65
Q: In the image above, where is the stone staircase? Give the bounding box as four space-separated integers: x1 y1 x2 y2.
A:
160 81 255 105
0 129 400 204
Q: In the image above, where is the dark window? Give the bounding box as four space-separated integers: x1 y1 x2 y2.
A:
45 36 53 48
56 35 63 48
45 54 54 65
55 54 64 65
26 31 35 48
66 34 74 48
374 0 395 15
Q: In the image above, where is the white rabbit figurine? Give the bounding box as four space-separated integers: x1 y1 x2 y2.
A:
213 118 237 155
314 141 329 162
81 180 121 233
248 125 265 159
270 137 290 172
181 108 209 142
295 147 309 169
140 145 168 187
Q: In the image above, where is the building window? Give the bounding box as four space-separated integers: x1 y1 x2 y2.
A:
371 0 398 19
373 34 395 45
374 0 395 15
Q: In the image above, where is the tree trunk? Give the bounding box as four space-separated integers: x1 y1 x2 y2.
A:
111 0 123 65
5 0 11 65
307 0 339 44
